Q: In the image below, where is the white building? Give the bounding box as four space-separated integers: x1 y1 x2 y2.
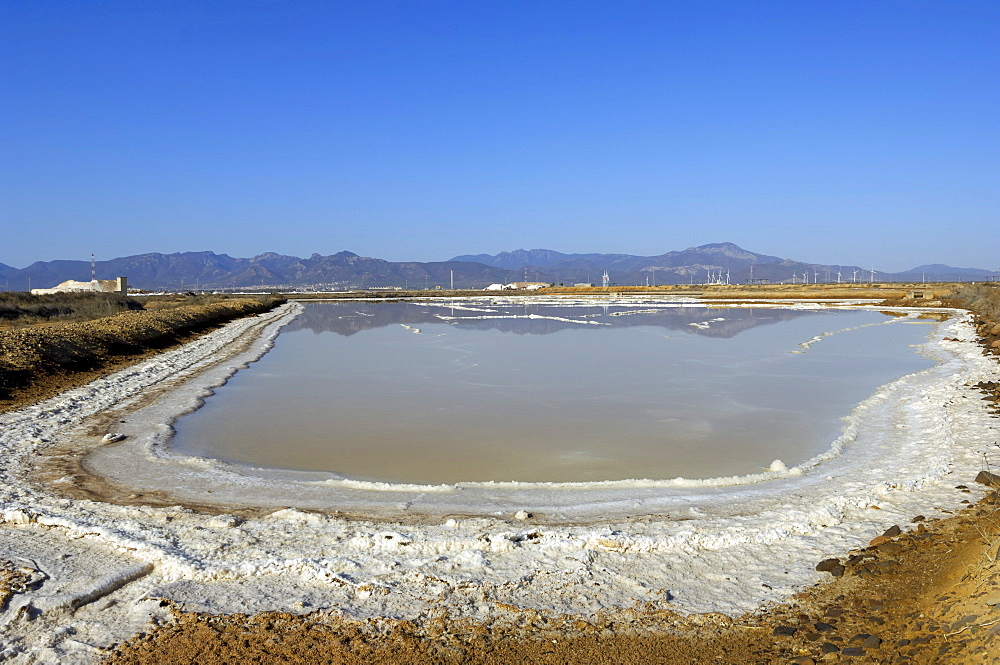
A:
32 277 128 296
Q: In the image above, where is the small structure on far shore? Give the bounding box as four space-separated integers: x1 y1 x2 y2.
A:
485 282 547 291
32 277 128 296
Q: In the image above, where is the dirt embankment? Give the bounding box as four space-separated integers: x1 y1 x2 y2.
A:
948 283 1000 410
0 296 285 413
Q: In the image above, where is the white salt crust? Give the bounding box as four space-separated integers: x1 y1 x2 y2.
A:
0 297 998 664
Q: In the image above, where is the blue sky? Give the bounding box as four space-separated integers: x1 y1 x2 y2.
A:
2 1 997 271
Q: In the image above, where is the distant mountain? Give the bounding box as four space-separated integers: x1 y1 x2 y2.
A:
900 264 997 280
1 251 512 291
451 243 999 286
450 243 784 273
450 242 855 285
3 244 995 292
451 249 608 270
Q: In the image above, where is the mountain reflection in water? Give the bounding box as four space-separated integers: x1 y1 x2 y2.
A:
284 300 821 338
172 301 932 484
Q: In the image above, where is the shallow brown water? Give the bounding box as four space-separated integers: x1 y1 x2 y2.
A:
172 300 933 483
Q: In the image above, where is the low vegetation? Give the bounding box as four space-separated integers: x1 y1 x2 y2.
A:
952 282 1000 323
948 283 1000 357
0 292 144 326
0 292 287 327
0 294 285 404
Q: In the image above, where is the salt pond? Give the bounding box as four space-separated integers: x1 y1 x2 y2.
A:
1 296 998 663
173 299 936 484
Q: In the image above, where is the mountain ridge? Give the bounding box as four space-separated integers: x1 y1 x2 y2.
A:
0 244 994 291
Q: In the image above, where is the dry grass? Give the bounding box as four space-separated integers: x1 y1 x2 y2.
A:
0 296 286 401
0 292 286 328
0 292 144 326
952 282 1000 322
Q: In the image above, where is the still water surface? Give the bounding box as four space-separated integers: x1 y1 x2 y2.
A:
172 300 935 483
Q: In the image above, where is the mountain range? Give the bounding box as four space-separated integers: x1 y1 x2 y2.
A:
0 243 995 291
451 244 997 286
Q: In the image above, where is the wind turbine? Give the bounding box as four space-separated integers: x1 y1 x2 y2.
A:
870 267 876 283
813 268 819 283
852 269 859 283
837 271 842 284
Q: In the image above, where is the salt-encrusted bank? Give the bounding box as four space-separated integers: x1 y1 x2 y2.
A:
1 297 998 664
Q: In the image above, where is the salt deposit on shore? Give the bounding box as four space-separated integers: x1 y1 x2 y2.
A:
1 298 998 663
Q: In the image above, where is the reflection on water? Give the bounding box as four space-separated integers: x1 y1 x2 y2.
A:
173 299 935 484
284 300 816 338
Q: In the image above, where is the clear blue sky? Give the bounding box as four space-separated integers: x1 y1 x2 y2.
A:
2 1 997 271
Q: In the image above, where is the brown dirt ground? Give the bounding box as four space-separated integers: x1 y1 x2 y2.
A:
0 343 191 415
0 560 37 611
